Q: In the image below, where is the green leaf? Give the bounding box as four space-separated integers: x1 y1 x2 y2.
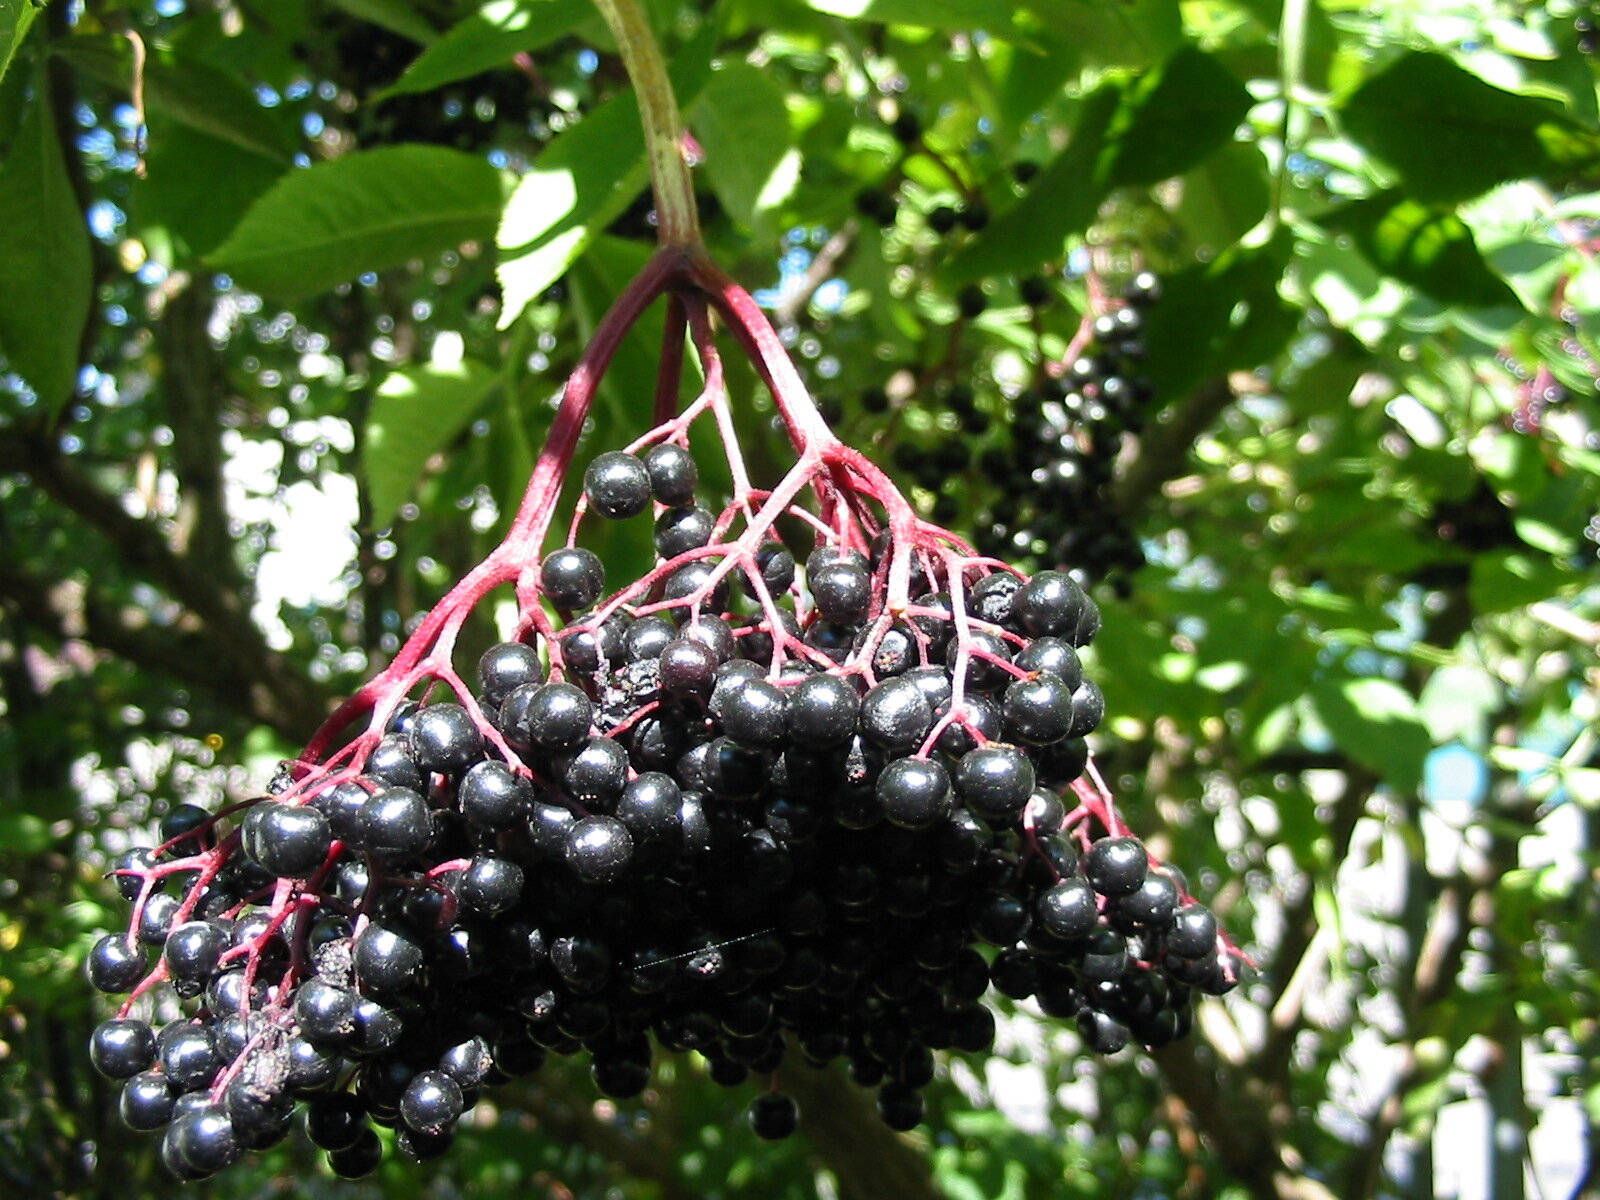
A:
496 21 717 325
1321 190 1523 310
806 0 1023 33
209 145 506 297
327 0 440 44
1096 45 1253 189
364 359 501 523
690 61 797 226
135 122 288 257
1338 51 1600 204
0 84 92 416
60 39 295 165
1310 675 1433 791
0 0 39 87
377 0 593 100
1172 140 1272 252
944 82 1121 283
946 47 1250 284
1142 230 1297 397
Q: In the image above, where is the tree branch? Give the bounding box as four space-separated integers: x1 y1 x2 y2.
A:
1113 375 1235 519
0 557 319 741
0 429 329 739
783 1060 945 1200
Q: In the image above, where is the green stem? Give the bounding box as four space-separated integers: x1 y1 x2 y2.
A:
591 0 702 248
1271 0 1309 229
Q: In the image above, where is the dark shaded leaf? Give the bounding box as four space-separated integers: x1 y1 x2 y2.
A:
0 85 92 416
377 0 593 100
1322 190 1523 310
1338 51 1600 203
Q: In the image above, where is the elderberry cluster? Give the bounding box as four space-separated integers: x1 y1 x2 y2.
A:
975 271 1162 589
88 435 1237 1182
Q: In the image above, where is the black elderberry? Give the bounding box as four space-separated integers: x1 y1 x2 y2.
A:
87 933 149 994
159 804 214 854
457 760 530 830
663 559 731 609
172 1104 240 1175
1166 903 1219 959
163 920 228 984
809 558 872 624
556 735 630 804
366 733 426 791
120 1071 176 1131
787 673 860 746
1011 570 1087 639
540 547 606 609
1014 636 1082 690
712 676 788 749
90 1018 156 1079
655 504 716 558
953 744 1035 823
1084 836 1147 898
643 441 699 505
242 801 332 878
109 848 154 900
565 815 633 883
956 283 989 319
408 702 482 775
502 681 593 751
358 787 433 863
460 855 525 915
584 451 652 519
354 924 426 998
1034 877 1098 940
328 1126 384 1178
1115 871 1179 929
876 757 952 830
1077 1009 1130 1054
1002 671 1075 745
159 1024 221 1092
477 640 545 705
859 675 934 755
400 1069 464 1135
749 1091 800 1139
946 628 1013 693
1018 275 1053 307
877 1081 924 1130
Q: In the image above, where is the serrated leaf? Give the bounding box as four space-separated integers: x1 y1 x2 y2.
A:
209 145 506 297
0 85 92 416
365 360 501 523
1096 45 1253 189
377 0 593 100
691 61 796 226
1338 51 1600 204
1322 190 1523 311
0 0 38 87
1310 675 1433 791
496 22 717 326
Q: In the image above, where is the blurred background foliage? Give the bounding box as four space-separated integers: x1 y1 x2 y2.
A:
1 0 1598 1198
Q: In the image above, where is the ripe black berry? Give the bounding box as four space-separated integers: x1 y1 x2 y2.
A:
540 547 606 609
242 801 332 878
565 815 633 883
584 451 652 519
876 757 952 830
643 442 698 504
748 1092 799 1139
91 1018 156 1079
1084 837 1147 898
